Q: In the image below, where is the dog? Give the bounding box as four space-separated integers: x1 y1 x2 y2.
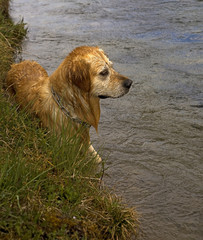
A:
6 46 132 162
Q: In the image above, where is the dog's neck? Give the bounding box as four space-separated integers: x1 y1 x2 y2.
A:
51 87 91 128
49 69 100 132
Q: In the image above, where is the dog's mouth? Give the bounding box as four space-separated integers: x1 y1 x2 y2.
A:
98 95 109 99
98 91 128 99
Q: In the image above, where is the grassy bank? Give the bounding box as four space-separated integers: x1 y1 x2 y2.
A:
0 0 26 89
0 1 139 239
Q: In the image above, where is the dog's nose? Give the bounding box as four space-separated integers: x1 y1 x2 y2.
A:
123 79 133 89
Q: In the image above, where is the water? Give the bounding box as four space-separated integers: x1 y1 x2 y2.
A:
11 0 203 239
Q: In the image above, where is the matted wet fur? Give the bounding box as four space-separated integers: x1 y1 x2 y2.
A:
6 46 132 162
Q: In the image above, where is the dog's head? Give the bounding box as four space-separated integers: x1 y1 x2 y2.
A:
67 46 132 98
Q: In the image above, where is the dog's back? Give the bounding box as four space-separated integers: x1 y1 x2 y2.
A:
6 60 49 109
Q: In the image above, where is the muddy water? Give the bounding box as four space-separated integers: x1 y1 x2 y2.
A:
11 0 203 239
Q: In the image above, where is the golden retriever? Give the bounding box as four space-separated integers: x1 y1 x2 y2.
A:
6 46 132 162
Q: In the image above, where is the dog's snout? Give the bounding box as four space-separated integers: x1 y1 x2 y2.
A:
123 79 133 89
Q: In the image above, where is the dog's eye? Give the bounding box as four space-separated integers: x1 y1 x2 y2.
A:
99 69 109 76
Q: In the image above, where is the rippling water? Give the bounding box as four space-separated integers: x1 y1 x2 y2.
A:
11 0 203 239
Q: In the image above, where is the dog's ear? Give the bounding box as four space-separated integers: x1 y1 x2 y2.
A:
69 60 91 92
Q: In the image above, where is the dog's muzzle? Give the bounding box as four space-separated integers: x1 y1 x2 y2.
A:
123 79 133 89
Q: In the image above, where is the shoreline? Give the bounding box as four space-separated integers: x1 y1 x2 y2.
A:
0 0 139 239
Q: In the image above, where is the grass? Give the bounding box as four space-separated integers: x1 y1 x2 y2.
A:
0 0 26 89
0 1 139 239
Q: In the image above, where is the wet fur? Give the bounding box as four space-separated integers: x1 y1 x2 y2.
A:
6 46 132 162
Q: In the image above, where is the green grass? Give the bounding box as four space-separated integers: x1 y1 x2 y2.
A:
0 1 139 239
0 95 138 239
0 0 27 88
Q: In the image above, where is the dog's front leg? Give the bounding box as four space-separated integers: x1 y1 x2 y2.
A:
89 144 102 163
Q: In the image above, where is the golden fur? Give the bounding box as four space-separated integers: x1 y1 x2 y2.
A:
6 46 132 162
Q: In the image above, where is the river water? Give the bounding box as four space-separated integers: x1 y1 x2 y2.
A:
11 0 203 239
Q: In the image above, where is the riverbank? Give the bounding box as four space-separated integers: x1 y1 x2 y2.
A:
0 1 138 239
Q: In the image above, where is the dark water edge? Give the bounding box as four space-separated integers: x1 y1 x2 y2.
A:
11 0 203 239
